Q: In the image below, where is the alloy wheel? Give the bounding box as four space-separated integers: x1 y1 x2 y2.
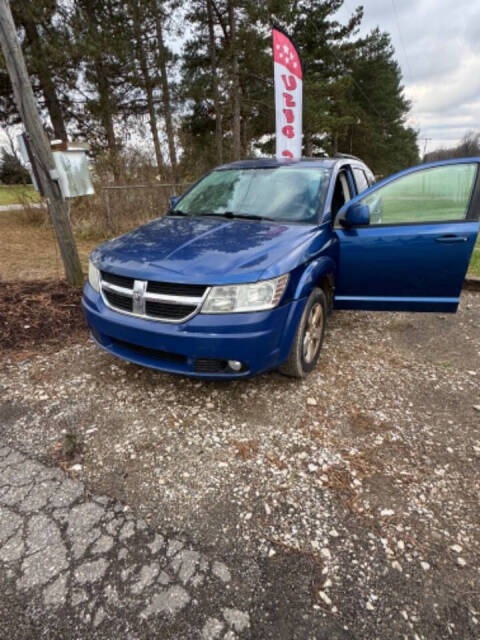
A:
303 302 324 364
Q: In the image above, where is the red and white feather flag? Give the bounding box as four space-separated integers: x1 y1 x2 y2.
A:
272 26 303 160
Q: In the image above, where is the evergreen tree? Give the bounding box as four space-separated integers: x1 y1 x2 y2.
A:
12 0 74 141
0 0 418 181
179 0 418 174
265 0 364 156
180 0 273 174
0 148 30 184
339 28 419 174
0 0 75 139
69 0 135 181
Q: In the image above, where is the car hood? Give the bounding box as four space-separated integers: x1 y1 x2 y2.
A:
91 215 316 284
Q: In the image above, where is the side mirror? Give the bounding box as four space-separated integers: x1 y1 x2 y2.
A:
168 195 180 210
339 201 370 228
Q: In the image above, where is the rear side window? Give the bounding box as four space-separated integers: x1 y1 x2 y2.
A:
353 168 369 194
361 164 477 225
331 171 352 216
365 169 375 186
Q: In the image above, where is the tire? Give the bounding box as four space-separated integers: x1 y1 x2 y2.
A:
279 287 327 378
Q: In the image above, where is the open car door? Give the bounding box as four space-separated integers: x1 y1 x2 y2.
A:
333 159 480 312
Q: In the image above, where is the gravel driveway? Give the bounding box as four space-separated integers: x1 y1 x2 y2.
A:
1 292 479 639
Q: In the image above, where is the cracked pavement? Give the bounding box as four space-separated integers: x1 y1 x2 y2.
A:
0 446 252 639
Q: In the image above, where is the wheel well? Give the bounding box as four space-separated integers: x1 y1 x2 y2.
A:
317 274 334 312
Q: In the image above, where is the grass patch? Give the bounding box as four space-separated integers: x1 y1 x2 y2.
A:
0 184 41 206
0 211 96 281
380 197 467 222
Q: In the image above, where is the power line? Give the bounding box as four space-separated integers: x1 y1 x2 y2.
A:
309 23 385 125
391 0 414 85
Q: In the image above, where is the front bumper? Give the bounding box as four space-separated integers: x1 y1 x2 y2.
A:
82 283 306 378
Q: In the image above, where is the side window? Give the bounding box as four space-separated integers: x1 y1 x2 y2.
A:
353 168 369 194
331 171 352 216
361 164 477 226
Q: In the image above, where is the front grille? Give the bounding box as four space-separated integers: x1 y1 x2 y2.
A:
104 290 133 312
101 271 134 289
112 339 186 364
100 271 207 323
145 300 196 319
147 281 206 297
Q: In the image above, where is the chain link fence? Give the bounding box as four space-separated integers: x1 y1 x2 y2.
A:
102 183 190 233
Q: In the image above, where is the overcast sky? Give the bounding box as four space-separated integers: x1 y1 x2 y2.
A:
336 0 480 154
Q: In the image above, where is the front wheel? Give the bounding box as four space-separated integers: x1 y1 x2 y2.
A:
279 288 327 378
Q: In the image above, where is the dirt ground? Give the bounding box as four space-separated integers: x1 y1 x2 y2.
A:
1 284 479 638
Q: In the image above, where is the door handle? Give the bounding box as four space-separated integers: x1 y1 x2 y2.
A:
435 234 468 243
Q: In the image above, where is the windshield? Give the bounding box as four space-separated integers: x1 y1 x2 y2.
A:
173 167 331 223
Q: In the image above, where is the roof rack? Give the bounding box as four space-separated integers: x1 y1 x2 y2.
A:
333 152 362 161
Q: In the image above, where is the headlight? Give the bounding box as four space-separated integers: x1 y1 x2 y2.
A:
88 259 100 292
201 274 289 314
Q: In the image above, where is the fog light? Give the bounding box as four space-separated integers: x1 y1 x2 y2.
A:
228 360 242 372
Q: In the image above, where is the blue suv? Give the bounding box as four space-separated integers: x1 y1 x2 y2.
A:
83 156 479 378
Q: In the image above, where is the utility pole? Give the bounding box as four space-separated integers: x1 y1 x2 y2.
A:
0 0 83 286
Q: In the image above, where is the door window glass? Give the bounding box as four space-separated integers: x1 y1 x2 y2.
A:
353 168 369 193
361 164 477 225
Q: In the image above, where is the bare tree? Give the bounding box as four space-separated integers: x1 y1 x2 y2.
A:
154 2 178 181
129 0 165 174
206 0 223 164
13 1 69 141
18 14 67 141
425 131 480 162
227 0 241 160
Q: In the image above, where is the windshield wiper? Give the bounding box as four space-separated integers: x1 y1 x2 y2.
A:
231 213 276 221
168 209 189 216
197 211 275 221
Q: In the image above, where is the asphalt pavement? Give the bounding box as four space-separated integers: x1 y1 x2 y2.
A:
0 446 252 639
